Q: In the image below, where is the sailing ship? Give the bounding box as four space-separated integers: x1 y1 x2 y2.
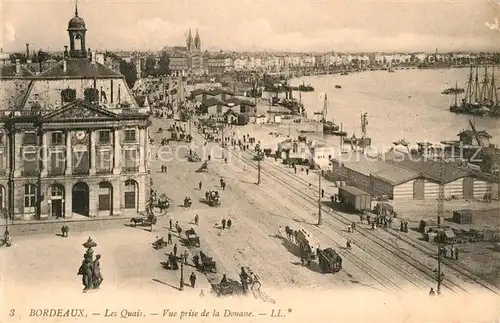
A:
343 113 371 148
449 65 499 117
318 94 344 135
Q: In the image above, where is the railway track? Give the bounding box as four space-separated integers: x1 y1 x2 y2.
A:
227 147 495 294
254 154 500 296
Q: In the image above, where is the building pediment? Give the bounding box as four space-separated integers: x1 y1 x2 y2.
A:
41 99 120 122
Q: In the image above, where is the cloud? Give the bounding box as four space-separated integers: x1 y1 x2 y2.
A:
3 22 16 43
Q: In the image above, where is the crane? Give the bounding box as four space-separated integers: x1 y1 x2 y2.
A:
469 119 492 198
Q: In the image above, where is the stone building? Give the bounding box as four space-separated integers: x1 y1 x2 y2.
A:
0 5 151 221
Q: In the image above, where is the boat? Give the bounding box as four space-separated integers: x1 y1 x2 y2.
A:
292 82 314 92
449 65 500 117
317 94 340 134
442 87 465 95
335 85 342 89
342 113 371 148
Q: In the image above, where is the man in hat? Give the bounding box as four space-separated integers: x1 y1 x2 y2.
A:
173 244 178 257
190 272 197 288
194 214 199 226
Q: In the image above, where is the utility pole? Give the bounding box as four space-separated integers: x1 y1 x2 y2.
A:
436 156 445 294
318 170 323 225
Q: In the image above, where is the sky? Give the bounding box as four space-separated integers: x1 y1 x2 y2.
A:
1 0 500 53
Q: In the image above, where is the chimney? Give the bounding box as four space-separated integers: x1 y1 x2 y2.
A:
15 59 21 75
26 43 30 60
91 52 96 64
88 48 91 60
63 60 67 73
64 45 69 58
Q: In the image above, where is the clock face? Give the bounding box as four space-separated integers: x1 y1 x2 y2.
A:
75 131 86 141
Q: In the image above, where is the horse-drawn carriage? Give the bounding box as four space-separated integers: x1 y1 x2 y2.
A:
183 197 192 207
194 250 217 273
239 266 262 292
185 228 200 247
317 248 342 273
206 190 221 207
187 151 201 162
130 213 155 227
197 161 208 172
150 193 170 214
152 237 168 250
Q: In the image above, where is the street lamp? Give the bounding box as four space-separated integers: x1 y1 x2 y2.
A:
180 262 184 291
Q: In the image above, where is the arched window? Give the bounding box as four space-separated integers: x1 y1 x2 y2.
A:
124 180 137 209
24 184 37 213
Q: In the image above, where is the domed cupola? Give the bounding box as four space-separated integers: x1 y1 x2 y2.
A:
67 3 87 58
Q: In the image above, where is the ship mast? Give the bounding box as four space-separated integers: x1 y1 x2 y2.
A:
323 93 328 120
490 67 498 103
479 66 489 102
454 81 458 107
361 112 368 139
474 65 480 103
465 65 473 104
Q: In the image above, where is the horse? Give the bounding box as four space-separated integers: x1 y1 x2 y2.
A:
284 226 294 241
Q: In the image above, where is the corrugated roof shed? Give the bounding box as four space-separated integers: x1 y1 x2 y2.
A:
339 185 371 196
372 166 420 185
386 158 471 183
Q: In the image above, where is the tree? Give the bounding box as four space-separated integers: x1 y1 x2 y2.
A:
144 56 157 77
119 60 138 89
9 53 27 64
158 54 170 76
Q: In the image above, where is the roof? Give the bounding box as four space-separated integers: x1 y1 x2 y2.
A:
0 64 35 78
34 58 123 79
202 97 228 107
372 166 420 185
339 185 371 196
385 157 471 183
225 97 255 107
191 89 206 96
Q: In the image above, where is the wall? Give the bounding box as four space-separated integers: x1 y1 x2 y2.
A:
424 180 439 199
473 178 489 199
444 178 463 198
23 78 136 111
393 180 415 201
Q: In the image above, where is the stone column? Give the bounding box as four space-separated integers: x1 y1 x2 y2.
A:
5 132 10 177
41 131 49 177
13 131 21 178
138 127 146 173
65 130 72 175
90 130 96 175
113 128 121 175
64 182 73 219
112 179 121 216
138 175 146 213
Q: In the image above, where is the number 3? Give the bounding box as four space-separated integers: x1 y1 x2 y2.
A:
9 309 15 317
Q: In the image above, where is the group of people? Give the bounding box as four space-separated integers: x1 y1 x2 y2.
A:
221 218 232 230
440 245 459 260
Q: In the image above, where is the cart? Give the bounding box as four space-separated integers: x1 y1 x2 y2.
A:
185 228 200 247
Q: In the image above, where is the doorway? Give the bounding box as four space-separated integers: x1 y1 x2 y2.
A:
72 182 89 216
50 184 65 219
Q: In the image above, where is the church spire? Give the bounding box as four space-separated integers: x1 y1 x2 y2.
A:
194 29 201 51
187 29 193 51
75 0 79 17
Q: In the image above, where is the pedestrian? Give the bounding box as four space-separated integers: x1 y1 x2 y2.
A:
222 182 226 190
190 272 196 288
168 232 172 244
222 219 226 230
308 183 312 189
169 218 173 230
293 165 297 174
347 224 351 233
199 181 202 190
183 250 189 264
455 247 459 260
429 288 435 296
208 154 211 161
173 244 178 257
306 169 309 175
331 195 334 205
371 222 375 230
194 214 199 226
175 221 179 231
227 219 232 229
321 189 325 198
351 222 356 231
400 221 404 232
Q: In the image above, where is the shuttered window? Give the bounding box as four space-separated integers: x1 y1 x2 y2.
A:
50 150 65 175
124 180 136 209
0 151 4 175
23 148 38 176
97 149 112 172
98 182 111 211
23 132 37 145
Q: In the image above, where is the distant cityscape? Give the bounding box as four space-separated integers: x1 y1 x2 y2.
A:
1 28 499 79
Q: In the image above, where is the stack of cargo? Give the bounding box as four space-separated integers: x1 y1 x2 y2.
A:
452 209 473 224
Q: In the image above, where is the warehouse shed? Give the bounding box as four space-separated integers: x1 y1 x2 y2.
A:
387 158 471 200
338 186 372 212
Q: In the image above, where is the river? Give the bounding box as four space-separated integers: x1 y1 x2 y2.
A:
289 68 500 150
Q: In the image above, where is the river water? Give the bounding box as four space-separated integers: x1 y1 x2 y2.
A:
289 68 500 150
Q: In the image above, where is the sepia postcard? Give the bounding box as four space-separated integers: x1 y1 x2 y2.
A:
1 0 500 322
